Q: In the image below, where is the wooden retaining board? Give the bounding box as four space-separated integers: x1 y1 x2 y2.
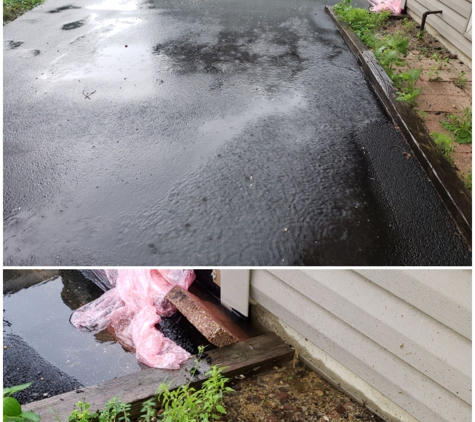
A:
326 6 472 248
24 333 293 422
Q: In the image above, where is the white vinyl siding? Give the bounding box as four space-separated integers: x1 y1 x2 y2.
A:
406 0 472 59
249 269 471 422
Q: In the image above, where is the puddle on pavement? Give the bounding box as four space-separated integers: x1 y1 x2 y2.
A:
4 271 141 389
3 270 213 402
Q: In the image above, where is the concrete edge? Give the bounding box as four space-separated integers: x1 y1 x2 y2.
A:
250 300 420 422
325 6 472 249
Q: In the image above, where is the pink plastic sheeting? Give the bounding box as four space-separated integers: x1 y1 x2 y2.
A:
71 269 195 369
368 0 402 14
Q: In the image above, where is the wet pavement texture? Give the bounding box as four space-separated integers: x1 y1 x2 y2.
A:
3 0 471 265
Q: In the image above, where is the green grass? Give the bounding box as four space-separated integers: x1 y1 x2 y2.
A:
3 0 45 24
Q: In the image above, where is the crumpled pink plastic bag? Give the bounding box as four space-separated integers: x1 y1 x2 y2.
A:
71 269 195 369
368 0 402 14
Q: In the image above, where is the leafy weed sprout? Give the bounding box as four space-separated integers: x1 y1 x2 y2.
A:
455 71 467 89
68 401 98 422
155 361 233 421
440 108 472 144
3 383 41 422
466 171 472 191
431 132 455 162
98 397 131 422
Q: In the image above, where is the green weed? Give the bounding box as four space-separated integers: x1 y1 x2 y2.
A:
417 109 429 120
334 0 389 48
98 397 131 422
3 383 41 422
455 71 467 89
395 68 422 106
335 0 422 105
428 65 441 82
402 18 416 33
431 132 455 161
431 53 449 69
139 398 157 422
466 171 472 191
156 364 233 422
68 402 98 422
440 108 472 144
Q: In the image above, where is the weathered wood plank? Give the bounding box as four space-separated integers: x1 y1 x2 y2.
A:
326 6 472 247
24 333 293 422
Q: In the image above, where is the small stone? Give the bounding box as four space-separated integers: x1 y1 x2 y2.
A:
343 401 354 411
335 405 346 414
3 346 8 350
43 393 49 397
327 410 340 419
283 403 294 410
279 391 288 400
316 390 324 397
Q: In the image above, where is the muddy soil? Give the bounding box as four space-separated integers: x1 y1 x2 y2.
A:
379 16 472 185
222 361 384 422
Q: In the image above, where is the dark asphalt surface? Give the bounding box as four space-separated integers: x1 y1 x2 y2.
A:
3 333 84 405
3 0 471 265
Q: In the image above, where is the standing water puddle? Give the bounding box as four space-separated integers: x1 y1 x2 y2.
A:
4 270 215 404
3 271 141 398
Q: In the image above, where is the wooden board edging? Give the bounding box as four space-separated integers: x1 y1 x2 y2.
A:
24 333 293 422
326 6 472 248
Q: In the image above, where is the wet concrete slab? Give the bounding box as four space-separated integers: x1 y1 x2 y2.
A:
3 0 471 265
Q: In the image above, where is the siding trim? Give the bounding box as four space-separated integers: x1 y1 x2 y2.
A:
269 269 471 405
355 269 472 339
250 269 472 422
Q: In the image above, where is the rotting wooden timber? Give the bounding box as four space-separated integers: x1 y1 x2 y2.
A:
24 333 293 422
326 6 472 248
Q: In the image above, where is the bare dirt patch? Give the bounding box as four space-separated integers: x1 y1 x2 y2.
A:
222 360 384 422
